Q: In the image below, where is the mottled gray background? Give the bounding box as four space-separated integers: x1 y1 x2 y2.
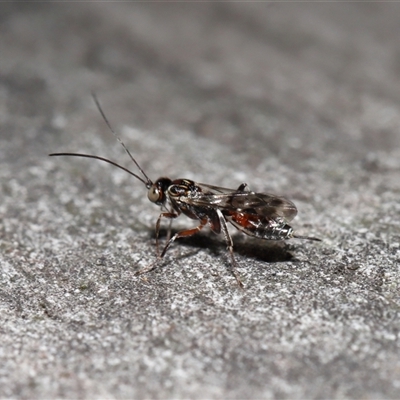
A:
1 3 399 399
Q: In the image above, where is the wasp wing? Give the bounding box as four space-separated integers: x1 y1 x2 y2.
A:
182 182 298 222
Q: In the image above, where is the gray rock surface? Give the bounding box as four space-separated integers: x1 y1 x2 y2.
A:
1 3 399 398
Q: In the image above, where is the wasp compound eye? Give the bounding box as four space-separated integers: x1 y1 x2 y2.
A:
148 186 161 203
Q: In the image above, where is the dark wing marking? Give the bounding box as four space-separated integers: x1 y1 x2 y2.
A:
181 183 298 222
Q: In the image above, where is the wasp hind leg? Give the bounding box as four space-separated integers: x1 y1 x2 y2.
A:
216 209 244 289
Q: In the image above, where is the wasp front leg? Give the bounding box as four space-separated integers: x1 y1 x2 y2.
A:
136 211 178 276
155 211 179 257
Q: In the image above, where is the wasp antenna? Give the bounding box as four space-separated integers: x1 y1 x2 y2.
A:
293 234 322 242
49 152 149 186
91 92 153 188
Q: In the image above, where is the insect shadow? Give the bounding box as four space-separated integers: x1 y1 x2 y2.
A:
154 227 295 264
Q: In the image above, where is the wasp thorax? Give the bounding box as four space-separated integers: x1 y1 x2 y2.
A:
169 185 188 196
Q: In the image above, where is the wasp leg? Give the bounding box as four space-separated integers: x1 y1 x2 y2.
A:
216 209 244 288
154 212 179 257
165 218 173 244
160 219 208 258
136 218 207 276
136 212 178 276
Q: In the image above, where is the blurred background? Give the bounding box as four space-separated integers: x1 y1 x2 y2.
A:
1 3 399 398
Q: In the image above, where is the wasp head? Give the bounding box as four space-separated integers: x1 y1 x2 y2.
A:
147 177 172 205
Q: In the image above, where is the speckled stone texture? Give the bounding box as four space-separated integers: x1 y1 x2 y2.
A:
1 3 399 399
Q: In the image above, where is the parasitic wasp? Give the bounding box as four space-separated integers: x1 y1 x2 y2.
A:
50 94 320 288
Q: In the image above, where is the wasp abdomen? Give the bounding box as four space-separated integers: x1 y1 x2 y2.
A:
227 211 294 240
